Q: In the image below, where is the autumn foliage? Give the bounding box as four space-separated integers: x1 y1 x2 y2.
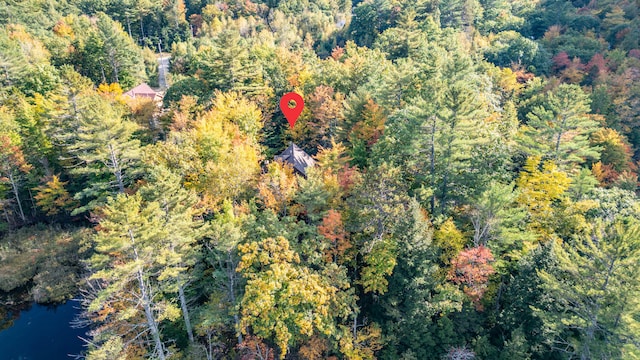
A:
33 175 77 215
0 135 31 176
318 210 351 263
448 246 496 308
5 0 640 359
237 335 275 360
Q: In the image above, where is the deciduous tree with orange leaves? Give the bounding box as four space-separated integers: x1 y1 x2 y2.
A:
447 246 496 309
0 135 32 223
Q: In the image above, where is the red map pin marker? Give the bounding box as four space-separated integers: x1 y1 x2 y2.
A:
280 92 304 129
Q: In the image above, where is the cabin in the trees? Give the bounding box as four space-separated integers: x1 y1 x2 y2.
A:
123 83 163 103
275 142 315 177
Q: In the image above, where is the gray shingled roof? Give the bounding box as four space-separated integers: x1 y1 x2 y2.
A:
275 143 315 176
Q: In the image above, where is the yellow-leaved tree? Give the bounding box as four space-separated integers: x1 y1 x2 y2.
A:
257 161 299 216
237 236 339 359
192 91 263 209
33 175 77 216
516 156 571 240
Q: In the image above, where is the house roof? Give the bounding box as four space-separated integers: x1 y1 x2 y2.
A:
123 83 157 99
275 142 315 176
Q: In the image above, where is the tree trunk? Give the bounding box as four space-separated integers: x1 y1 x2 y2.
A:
28 188 37 217
71 95 79 118
494 279 504 313
8 173 25 222
39 157 52 178
138 269 167 360
440 172 448 216
227 251 243 345
265 7 274 32
429 116 436 214
129 229 166 360
3 202 10 225
140 15 145 41
108 144 125 193
126 17 132 38
352 311 358 338
554 132 562 161
206 331 214 360
178 282 194 343
107 48 120 84
554 116 567 161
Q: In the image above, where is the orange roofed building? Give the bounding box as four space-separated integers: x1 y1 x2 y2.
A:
123 83 162 103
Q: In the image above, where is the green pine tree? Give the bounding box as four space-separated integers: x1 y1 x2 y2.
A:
86 194 179 360
534 217 640 359
69 95 141 214
139 165 205 344
518 84 601 167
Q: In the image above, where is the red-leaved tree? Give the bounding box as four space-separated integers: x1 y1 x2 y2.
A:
318 209 351 263
448 246 495 309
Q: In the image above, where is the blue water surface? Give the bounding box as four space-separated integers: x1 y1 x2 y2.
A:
0 301 86 360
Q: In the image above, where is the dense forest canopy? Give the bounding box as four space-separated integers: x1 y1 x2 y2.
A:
1 0 640 359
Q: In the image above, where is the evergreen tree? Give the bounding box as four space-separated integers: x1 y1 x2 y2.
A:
374 10 425 60
85 194 179 359
69 95 141 214
518 84 601 167
535 217 640 359
376 199 464 359
97 13 145 88
467 182 534 263
74 13 146 88
346 163 409 295
139 165 204 344
196 201 246 351
373 44 505 215
349 0 393 48
195 29 267 97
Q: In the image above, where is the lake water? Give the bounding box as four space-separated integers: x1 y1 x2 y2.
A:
0 301 86 359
